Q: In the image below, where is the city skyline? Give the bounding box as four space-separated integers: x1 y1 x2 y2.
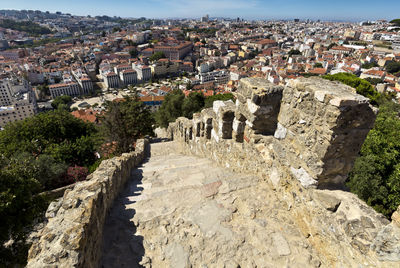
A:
1 0 399 21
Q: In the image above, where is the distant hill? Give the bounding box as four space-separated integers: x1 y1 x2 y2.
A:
390 19 400 26
0 18 52 36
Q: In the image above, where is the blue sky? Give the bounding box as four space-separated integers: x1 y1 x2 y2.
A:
1 0 399 21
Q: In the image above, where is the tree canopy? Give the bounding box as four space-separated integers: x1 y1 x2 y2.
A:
182 92 205 119
0 18 52 36
100 96 154 154
0 109 98 168
385 61 400 75
155 89 185 128
0 109 99 265
347 100 400 217
390 19 400 26
149 51 166 62
204 93 235 108
155 90 236 128
51 95 72 110
288 49 301 56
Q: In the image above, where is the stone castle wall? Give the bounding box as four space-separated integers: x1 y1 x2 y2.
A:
168 77 377 189
167 77 400 262
26 139 149 268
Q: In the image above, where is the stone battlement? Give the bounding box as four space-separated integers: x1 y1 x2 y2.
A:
26 139 149 268
168 77 377 189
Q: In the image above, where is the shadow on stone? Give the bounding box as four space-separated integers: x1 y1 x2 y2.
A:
100 165 146 268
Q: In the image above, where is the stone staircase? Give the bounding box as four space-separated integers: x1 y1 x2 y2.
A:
100 141 395 268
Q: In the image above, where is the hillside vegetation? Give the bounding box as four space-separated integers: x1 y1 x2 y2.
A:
0 19 52 35
323 73 400 218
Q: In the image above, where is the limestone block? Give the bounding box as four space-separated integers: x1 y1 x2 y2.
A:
236 78 283 135
279 77 377 188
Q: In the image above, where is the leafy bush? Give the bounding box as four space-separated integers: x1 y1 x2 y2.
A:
347 101 400 217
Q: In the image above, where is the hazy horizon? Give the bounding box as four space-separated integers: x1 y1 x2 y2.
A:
0 0 399 22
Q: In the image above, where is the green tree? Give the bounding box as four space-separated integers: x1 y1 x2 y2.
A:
51 95 72 110
155 89 185 128
364 77 384 85
347 100 400 217
149 51 166 61
37 84 50 96
182 92 205 119
362 62 379 69
0 18 52 36
0 156 48 266
390 19 400 26
314 62 323 68
129 48 138 58
288 49 301 56
204 93 235 108
0 109 98 167
385 61 400 75
327 43 337 50
101 96 154 154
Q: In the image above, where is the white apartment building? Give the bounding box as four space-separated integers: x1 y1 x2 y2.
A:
49 83 81 99
114 64 131 75
71 68 93 95
119 69 138 86
0 93 37 128
80 77 93 95
197 70 230 85
105 72 120 89
132 64 152 82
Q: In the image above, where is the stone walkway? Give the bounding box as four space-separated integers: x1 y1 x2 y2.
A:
100 141 321 268
100 141 391 268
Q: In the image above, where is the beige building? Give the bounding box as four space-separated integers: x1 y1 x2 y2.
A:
49 83 81 99
0 91 37 128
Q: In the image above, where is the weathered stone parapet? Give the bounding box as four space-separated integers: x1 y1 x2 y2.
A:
27 139 149 268
279 78 376 188
236 78 284 135
168 77 377 190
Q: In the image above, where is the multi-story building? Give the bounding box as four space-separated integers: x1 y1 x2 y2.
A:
0 49 25 60
105 72 120 89
0 79 13 106
0 78 38 128
119 69 138 86
114 64 131 75
80 77 93 95
49 83 81 99
133 64 152 82
71 68 93 95
154 41 193 60
197 70 230 85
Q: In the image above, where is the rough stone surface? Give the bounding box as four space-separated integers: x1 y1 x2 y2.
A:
100 142 397 267
26 139 149 268
168 77 377 190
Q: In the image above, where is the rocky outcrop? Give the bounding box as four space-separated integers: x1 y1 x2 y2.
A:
26 139 149 268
